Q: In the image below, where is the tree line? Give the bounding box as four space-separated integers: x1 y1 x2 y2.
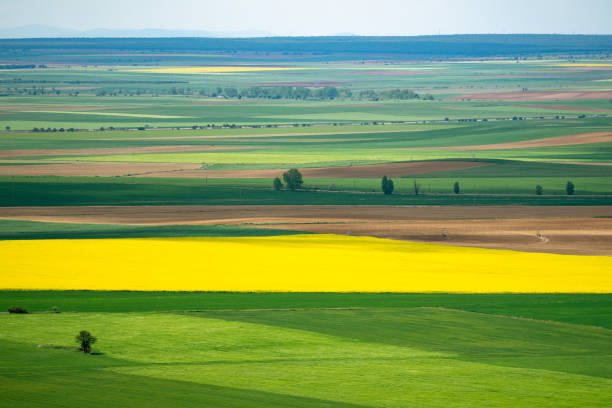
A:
272 172 578 196
204 86 434 101
101 85 433 101
0 83 434 100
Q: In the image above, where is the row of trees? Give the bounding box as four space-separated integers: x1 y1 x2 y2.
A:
383 178 458 195
0 86 72 96
167 86 433 101
273 173 577 196
2 84 434 101
536 181 575 196
31 127 78 132
0 64 45 70
236 86 432 101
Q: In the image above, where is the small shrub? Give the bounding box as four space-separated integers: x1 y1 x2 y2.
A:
8 306 28 314
566 181 575 196
52 306 60 313
381 176 394 195
37 344 73 349
535 185 543 195
273 177 283 191
453 181 460 194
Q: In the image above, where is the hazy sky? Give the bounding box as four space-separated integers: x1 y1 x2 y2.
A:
1 0 611 36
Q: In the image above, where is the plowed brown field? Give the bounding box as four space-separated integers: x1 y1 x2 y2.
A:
3 205 611 255
0 162 202 177
397 131 612 151
138 161 491 178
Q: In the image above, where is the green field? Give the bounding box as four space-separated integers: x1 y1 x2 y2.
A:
1 293 611 407
0 57 610 131
0 219 305 240
2 177 611 206
1 58 611 205
2 118 612 205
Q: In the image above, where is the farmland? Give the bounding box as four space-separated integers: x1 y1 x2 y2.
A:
1 35 611 407
3 234 612 292
1 300 611 407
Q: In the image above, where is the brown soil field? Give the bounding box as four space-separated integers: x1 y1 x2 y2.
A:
138 161 491 178
452 91 612 101
519 104 612 113
0 145 257 158
397 131 612 151
2 205 611 255
0 162 202 177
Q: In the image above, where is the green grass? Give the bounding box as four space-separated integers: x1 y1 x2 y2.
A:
25 117 608 168
0 338 364 408
1 305 610 407
0 219 304 240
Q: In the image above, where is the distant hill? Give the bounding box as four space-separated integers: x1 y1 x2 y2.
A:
0 25 274 39
0 35 610 59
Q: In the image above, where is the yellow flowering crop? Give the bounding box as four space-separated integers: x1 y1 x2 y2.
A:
130 66 310 74
553 63 612 67
1 235 610 292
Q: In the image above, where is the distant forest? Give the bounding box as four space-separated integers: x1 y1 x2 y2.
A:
1 35 610 58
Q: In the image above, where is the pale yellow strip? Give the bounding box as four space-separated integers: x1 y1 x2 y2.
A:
1 235 610 292
129 67 311 73
553 63 612 67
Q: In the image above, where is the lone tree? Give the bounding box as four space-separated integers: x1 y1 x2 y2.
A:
453 181 460 194
76 330 97 354
283 168 303 191
273 177 283 191
566 181 575 196
536 185 544 195
381 175 394 195
8 306 28 314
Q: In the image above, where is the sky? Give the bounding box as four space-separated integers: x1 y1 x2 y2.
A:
0 0 611 36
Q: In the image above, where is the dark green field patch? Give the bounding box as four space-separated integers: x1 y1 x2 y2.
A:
2 178 611 206
2 291 610 328
197 307 612 378
0 219 303 240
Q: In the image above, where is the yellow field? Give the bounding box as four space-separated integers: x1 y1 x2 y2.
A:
553 63 612 67
130 66 311 74
1 234 611 292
